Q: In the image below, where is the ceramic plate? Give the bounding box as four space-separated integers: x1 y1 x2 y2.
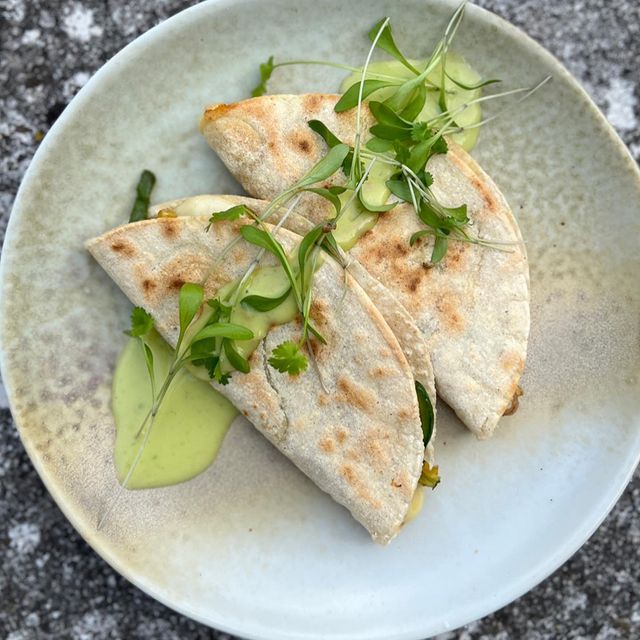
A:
1 1 639 638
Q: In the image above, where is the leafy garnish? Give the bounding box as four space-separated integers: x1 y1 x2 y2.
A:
445 71 501 91
126 307 154 337
297 225 325 293
205 204 249 231
308 121 355 175
223 339 251 373
251 55 275 97
177 283 204 351
400 84 428 121
415 380 435 446
192 323 255 342
431 234 449 263
268 341 309 375
335 79 396 113
366 137 394 152
368 18 420 75
297 143 350 187
129 170 156 222
241 287 292 312
240 226 301 303
303 187 344 217
308 119 343 147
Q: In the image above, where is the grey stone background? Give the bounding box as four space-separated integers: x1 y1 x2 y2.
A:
0 0 638 638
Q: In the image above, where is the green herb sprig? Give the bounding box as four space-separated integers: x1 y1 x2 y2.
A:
253 2 549 263
129 170 156 222
204 144 353 378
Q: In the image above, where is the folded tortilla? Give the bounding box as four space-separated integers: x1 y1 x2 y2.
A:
200 94 530 437
87 215 427 543
148 195 437 463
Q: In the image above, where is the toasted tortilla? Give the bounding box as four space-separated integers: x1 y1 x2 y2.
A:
87 215 426 543
200 94 530 437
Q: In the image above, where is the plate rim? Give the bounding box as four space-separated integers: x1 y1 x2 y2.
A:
1 0 639 638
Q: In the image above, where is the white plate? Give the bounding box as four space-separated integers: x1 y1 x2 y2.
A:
1 1 639 638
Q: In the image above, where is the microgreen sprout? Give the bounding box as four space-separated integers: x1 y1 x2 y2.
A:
252 2 550 263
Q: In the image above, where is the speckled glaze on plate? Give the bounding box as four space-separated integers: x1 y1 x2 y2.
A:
0 0 638 638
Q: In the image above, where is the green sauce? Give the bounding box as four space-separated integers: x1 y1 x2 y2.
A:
112 330 237 489
228 266 297 359
334 195 378 251
340 53 483 151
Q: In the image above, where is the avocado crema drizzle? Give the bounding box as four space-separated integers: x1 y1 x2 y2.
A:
105 3 550 520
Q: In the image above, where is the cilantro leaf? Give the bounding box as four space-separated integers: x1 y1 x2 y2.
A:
411 121 433 142
126 307 154 337
268 341 308 375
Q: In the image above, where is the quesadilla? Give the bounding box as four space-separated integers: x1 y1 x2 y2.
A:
87 215 430 543
200 94 530 437
148 195 437 463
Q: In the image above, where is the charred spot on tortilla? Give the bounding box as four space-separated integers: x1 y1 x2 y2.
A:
406 275 421 294
435 295 465 333
290 132 315 156
337 376 376 413
160 218 180 238
302 93 324 111
318 393 331 406
309 298 329 330
361 439 388 472
394 242 409 257
142 278 156 294
339 464 382 510
319 437 335 454
397 406 416 421
307 335 326 361
168 276 186 291
110 240 135 257
369 366 392 378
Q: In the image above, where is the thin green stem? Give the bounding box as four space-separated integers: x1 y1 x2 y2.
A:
273 59 404 83
352 18 390 185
